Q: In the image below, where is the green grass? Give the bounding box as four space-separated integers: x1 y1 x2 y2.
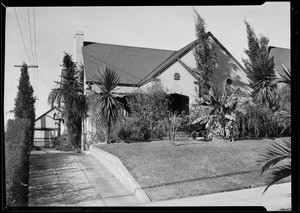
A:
96 138 291 202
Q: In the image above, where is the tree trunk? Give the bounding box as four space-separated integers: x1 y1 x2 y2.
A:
106 122 111 144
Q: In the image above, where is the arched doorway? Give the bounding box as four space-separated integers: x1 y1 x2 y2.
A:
167 93 189 115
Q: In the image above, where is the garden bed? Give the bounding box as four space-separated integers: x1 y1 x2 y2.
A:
96 138 291 202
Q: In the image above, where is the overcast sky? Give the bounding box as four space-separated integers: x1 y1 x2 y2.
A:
4 3 290 125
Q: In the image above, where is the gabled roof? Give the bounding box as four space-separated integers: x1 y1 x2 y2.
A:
35 106 62 122
268 46 290 76
137 32 247 86
82 31 247 87
137 38 200 86
82 42 176 85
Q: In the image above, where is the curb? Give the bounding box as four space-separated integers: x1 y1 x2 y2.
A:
88 145 151 203
139 182 291 210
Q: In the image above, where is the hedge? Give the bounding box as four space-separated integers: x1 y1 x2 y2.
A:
5 118 31 206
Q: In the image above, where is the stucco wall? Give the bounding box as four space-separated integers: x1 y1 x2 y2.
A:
211 40 249 92
143 60 198 105
180 44 250 94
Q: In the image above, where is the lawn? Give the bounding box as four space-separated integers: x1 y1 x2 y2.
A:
96 138 291 202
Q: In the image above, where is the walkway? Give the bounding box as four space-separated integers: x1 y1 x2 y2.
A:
140 182 291 211
28 148 142 206
28 148 291 210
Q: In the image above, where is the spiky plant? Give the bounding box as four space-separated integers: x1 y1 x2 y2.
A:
251 49 277 105
88 66 122 144
277 65 291 86
257 138 291 193
243 21 277 107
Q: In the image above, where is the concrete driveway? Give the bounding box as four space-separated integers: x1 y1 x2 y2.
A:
28 148 142 206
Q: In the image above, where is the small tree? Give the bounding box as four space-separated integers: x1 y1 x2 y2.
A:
193 9 218 99
165 111 186 146
48 53 87 149
14 63 36 149
88 66 122 144
242 21 277 107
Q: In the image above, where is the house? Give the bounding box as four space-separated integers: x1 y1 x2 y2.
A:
268 46 290 77
74 31 250 139
34 106 64 148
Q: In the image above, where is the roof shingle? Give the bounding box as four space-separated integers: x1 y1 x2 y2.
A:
82 42 176 85
268 46 290 76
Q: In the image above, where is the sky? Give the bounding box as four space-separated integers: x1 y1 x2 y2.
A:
4 3 290 126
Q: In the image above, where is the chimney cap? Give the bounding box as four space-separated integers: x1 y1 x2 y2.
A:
74 31 84 37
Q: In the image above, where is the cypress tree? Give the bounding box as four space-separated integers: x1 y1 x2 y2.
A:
193 9 218 99
14 63 36 149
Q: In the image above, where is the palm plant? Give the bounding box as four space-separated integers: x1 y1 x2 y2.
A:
257 65 291 193
48 53 87 148
251 49 277 106
88 66 122 144
243 21 277 108
257 138 291 193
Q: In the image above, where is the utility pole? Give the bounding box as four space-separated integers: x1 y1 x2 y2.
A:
14 65 38 68
15 64 39 100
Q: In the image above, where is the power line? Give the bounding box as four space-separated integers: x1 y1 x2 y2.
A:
27 8 35 65
33 7 37 66
32 7 39 101
37 76 52 90
14 7 32 65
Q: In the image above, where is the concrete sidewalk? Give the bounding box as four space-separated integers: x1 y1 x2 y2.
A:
28 147 291 210
140 182 291 211
28 148 143 206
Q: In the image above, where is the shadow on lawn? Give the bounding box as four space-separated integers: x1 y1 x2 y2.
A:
144 169 261 189
175 140 211 146
175 137 277 146
234 137 277 141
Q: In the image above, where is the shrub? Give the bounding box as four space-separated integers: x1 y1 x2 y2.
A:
191 131 197 139
52 132 78 151
126 82 170 141
84 116 124 148
235 102 285 139
5 118 31 206
117 118 145 142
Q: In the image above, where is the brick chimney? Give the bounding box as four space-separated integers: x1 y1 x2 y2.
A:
74 31 84 68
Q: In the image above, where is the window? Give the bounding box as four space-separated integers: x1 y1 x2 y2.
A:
174 73 180 80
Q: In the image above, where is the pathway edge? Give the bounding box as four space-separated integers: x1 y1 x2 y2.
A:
88 145 151 203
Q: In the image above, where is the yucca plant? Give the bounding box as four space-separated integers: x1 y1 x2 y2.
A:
243 21 277 108
88 66 122 144
251 49 277 106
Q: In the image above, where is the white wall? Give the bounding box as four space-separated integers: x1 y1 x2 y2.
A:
151 61 198 105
